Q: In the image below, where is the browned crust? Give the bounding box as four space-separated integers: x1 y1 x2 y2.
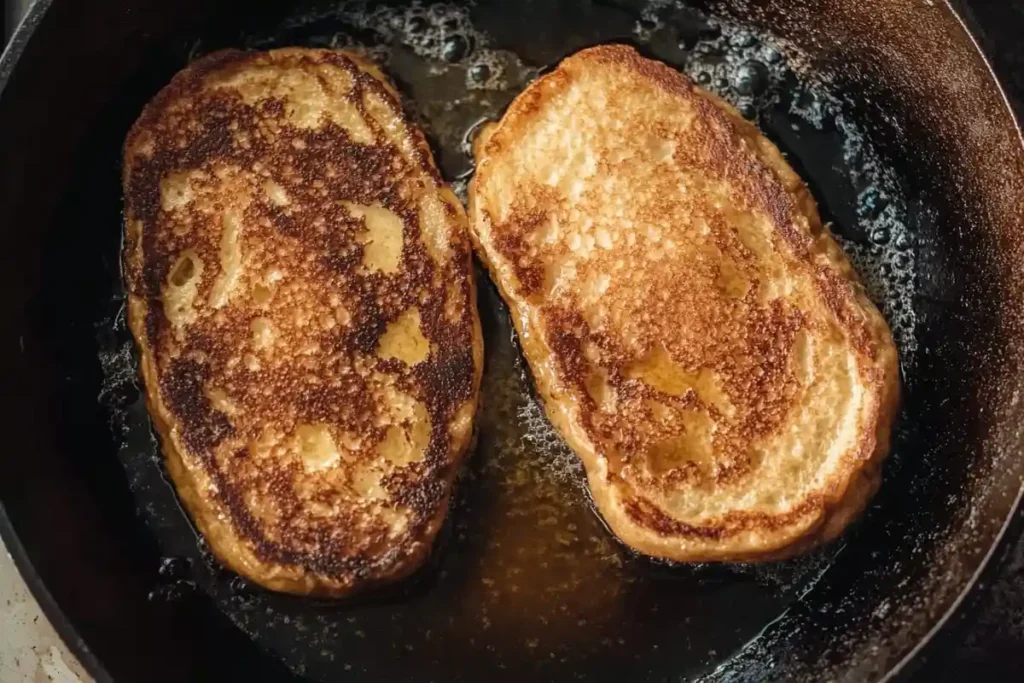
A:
123 48 482 595
469 45 900 562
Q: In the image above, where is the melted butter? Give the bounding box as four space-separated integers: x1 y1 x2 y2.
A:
349 464 385 499
715 255 752 299
378 400 430 467
346 202 405 274
250 317 274 350
208 211 243 309
418 189 452 263
163 250 204 334
263 179 290 206
293 424 342 472
377 308 430 366
363 90 418 162
210 64 373 142
624 344 734 417
644 408 716 475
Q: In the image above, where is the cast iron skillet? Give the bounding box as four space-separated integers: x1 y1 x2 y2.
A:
1 0 1022 681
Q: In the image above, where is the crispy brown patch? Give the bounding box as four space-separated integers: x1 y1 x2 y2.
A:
123 48 481 594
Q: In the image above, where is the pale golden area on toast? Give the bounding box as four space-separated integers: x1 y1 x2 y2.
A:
123 48 482 595
469 45 899 562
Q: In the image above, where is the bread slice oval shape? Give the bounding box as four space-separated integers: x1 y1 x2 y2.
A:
469 45 899 562
123 48 482 595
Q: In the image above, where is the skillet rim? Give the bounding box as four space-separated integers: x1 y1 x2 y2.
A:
0 0 1020 681
880 0 1024 679
1 8 119 681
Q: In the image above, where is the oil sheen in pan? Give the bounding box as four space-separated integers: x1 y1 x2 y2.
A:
96 1 921 681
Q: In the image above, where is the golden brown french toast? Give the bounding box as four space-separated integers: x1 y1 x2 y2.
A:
469 45 899 562
122 48 482 595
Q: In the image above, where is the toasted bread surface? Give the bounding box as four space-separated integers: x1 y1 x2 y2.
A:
469 45 899 562
123 48 482 595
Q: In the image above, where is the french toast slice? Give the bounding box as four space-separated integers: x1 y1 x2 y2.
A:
122 48 482 595
469 45 899 562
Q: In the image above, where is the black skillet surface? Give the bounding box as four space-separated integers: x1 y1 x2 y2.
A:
899 4 1024 678
0 1 1023 681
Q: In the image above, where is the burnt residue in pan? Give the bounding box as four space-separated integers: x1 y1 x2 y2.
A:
95 1 925 681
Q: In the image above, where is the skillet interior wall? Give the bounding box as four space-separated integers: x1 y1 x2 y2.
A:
0 0 1020 681
0 2 306 679
693 0 1024 679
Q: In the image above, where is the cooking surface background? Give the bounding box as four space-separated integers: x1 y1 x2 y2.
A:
0 1 1021 681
